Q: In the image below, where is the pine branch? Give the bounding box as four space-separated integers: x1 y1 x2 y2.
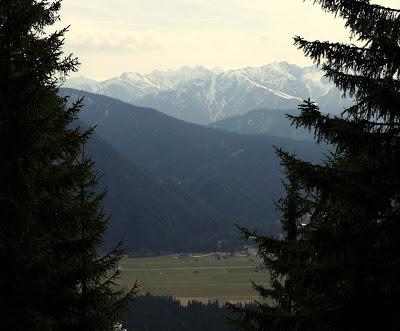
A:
294 37 400 79
309 0 400 41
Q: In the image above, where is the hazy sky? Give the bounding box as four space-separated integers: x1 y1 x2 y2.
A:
58 0 395 80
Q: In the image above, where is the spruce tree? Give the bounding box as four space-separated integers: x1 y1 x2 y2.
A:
0 1 135 330
230 1 400 330
66 150 137 331
228 156 310 330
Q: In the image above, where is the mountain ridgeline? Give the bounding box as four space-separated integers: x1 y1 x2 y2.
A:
209 108 314 141
65 62 352 125
62 89 323 254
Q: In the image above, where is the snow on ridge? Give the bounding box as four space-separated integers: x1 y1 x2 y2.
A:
66 62 327 95
302 68 332 98
239 74 302 101
63 62 339 123
274 91 303 101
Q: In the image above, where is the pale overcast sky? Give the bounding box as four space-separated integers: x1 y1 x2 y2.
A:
58 0 395 80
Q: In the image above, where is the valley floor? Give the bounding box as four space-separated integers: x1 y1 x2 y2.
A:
118 252 269 305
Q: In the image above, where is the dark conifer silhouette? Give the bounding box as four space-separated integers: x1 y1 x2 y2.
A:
0 1 135 330
229 1 400 330
64 150 137 331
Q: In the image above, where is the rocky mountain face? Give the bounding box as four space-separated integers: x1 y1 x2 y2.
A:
65 62 351 125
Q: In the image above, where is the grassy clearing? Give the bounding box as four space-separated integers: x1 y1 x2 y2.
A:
118 253 269 304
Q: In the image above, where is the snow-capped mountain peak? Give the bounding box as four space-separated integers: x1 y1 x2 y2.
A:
65 62 349 124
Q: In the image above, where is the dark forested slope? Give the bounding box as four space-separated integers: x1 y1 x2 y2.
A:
85 131 220 254
64 88 323 253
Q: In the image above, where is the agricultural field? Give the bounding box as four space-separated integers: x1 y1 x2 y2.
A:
118 252 270 305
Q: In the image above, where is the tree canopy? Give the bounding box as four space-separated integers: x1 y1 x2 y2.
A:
0 1 135 329
229 1 400 330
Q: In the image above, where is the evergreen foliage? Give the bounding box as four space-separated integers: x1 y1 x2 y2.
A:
125 294 236 331
66 151 137 331
229 1 400 330
0 1 135 329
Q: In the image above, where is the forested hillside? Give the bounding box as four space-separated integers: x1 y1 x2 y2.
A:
63 89 323 254
85 131 221 254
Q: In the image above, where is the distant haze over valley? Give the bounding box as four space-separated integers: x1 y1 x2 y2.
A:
60 88 324 253
65 62 352 125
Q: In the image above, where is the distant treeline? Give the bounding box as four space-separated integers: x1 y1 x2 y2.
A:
124 294 247 331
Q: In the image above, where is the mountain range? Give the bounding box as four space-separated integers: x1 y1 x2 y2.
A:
64 62 352 125
61 88 324 254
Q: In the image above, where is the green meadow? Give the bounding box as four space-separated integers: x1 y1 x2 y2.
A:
118 253 269 305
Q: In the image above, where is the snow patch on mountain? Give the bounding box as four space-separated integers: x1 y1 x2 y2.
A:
239 74 302 101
